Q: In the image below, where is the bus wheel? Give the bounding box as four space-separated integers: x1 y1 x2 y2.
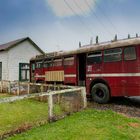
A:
91 83 110 104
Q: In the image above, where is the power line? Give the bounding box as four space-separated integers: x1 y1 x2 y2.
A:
83 0 114 37
63 0 95 36
93 0 120 34
73 0 110 39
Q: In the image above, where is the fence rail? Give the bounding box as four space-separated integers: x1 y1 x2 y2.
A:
0 80 87 122
0 80 76 95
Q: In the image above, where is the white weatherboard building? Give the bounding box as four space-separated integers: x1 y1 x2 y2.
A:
0 37 44 81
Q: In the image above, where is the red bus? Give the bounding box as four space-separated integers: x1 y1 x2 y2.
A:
30 37 140 103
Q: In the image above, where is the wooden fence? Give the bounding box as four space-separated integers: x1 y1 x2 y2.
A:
0 80 87 122
0 80 75 95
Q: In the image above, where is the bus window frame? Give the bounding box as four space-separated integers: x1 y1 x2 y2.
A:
124 46 137 61
36 61 43 69
31 63 35 71
87 51 102 64
104 48 122 63
43 59 53 68
63 56 75 66
53 58 62 66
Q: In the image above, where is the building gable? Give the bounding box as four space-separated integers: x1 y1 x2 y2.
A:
0 37 44 54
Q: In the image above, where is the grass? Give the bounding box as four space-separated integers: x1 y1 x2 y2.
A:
7 109 140 140
0 99 54 136
0 93 12 99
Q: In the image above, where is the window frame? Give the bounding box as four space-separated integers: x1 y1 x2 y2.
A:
64 56 75 66
19 63 30 81
53 58 62 66
104 48 122 63
31 63 35 71
36 61 43 69
87 51 102 64
43 59 53 68
124 46 137 61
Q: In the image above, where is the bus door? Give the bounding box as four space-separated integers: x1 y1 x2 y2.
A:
87 51 103 74
30 61 35 82
123 46 138 96
64 56 76 85
35 60 44 82
78 53 86 86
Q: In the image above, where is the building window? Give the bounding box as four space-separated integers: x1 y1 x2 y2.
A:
104 48 122 62
124 47 136 61
19 63 30 81
87 51 102 64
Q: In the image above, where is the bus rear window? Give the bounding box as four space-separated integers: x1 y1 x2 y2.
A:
44 60 53 68
53 58 62 66
104 48 122 62
124 47 136 61
32 63 35 70
36 62 43 68
87 51 102 64
64 56 74 66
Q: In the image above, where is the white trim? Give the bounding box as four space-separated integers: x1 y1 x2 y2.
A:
86 73 140 77
54 59 62 62
64 57 74 61
35 75 45 78
64 74 76 78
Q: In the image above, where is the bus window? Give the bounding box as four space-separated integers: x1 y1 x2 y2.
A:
36 62 43 68
64 56 74 66
104 48 122 62
43 63 48 68
53 58 62 66
44 60 52 68
32 63 35 71
124 47 136 61
87 51 102 64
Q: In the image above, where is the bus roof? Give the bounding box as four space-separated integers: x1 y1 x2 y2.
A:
31 37 140 61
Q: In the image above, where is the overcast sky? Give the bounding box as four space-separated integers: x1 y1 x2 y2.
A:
0 0 140 52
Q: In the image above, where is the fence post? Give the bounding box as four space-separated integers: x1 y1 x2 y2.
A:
27 82 30 95
48 84 50 91
57 86 60 103
17 82 20 96
41 84 44 93
48 94 53 122
54 82 56 91
81 87 87 108
8 81 11 94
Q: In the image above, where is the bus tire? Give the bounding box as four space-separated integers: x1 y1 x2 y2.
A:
91 83 110 104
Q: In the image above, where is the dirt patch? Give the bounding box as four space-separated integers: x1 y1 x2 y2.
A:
117 125 124 129
0 113 74 140
88 97 140 118
128 123 140 128
0 120 48 140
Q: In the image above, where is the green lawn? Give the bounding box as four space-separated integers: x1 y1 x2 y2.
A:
8 109 140 140
0 93 12 99
0 99 50 136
